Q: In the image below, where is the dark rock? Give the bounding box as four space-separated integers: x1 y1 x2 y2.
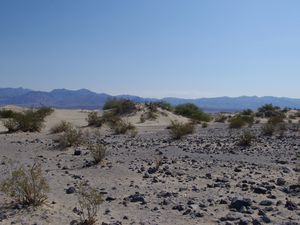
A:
106 196 116 202
66 187 76 194
74 150 82 156
147 167 157 174
220 212 243 221
253 186 267 194
0 212 7 221
126 193 146 204
229 197 252 211
276 178 286 186
259 200 273 206
172 204 185 212
285 200 298 211
261 215 271 223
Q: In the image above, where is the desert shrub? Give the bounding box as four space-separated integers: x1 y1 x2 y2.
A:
12 110 45 132
50 121 73 134
238 130 255 146
240 109 253 116
59 127 83 149
77 182 103 225
0 163 49 206
256 104 283 118
0 109 16 118
215 114 227 123
261 124 276 136
2 107 53 133
35 107 54 118
229 116 247 128
169 120 195 139
86 112 102 127
174 103 211 122
100 111 122 126
229 115 254 129
111 120 136 135
103 99 136 115
88 144 107 164
3 119 19 133
202 122 208 128
268 115 284 125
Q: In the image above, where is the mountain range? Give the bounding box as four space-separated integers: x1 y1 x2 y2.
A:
0 87 300 112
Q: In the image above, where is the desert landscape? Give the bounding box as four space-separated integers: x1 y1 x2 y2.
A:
0 101 299 225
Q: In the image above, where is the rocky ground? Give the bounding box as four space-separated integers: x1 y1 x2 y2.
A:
0 109 299 225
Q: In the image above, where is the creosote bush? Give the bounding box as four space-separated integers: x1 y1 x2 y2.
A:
169 120 195 139
50 120 73 134
86 112 102 127
88 144 107 164
238 130 255 146
59 127 84 149
2 107 53 133
103 99 136 115
261 124 276 136
77 182 103 225
229 115 254 129
0 163 49 206
174 103 211 122
0 109 16 118
112 120 136 135
256 104 284 118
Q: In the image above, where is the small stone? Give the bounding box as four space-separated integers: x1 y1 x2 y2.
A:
66 187 76 194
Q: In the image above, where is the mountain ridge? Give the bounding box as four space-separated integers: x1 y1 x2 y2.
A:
0 87 299 112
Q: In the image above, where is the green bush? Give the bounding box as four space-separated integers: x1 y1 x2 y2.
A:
35 107 54 118
88 144 107 165
86 112 102 127
103 99 136 115
174 103 211 122
229 117 246 129
0 109 16 118
238 130 255 146
50 121 73 134
3 119 19 133
2 107 53 133
256 104 283 118
261 124 276 136
268 115 284 125
0 163 49 206
111 120 136 135
77 182 103 225
202 122 208 128
59 127 83 149
240 109 253 116
169 121 195 139
101 111 122 126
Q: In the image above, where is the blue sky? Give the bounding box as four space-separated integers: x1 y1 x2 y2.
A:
0 0 299 98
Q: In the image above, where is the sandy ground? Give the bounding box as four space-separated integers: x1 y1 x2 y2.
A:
0 108 299 225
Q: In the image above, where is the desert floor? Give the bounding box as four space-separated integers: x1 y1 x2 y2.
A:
0 109 299 225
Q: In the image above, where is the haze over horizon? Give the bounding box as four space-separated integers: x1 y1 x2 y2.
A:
1 1 299 98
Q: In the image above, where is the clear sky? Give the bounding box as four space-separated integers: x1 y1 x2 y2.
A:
0 0 299 98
